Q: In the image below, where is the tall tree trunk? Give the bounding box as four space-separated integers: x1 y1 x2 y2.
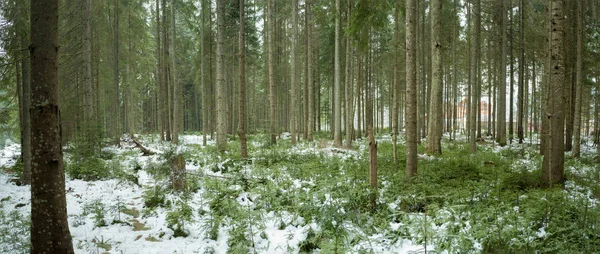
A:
517 0 525 143
406 0 418 177
201 0 207 146
156 0 164 141
83 0 94 142
509 0 514 143
268 0 277 144
162 0 171 142
393 0 399 160
290 0 298 145
573 0 584 157
239 0 248 157
427 0 443 155
470 0 480 153
307 0 314 142
20 20 32 185
497 0 507 146
114 0 120 145
30 0 75 251
171 0 179 144
345 0 354 147
333 0 342 147
541 0 565 187
215 0 227 151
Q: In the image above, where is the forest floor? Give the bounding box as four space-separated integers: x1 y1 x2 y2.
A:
1 132 600 253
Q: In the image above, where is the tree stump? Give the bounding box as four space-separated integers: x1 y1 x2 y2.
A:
171 154 186 192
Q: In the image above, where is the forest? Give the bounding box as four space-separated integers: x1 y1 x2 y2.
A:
1 0 600 253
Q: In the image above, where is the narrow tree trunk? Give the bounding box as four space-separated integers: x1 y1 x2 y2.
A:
517 0 525 143
114 0 121 145
216 0 227 151
290 0 298 145
307 1 314 142
20 29 31 185
30 0 75 251
497 0 507 146
239 0 248 158
406 0 418 177
345 0 354 147
470 0 480 152
509 0 515 144
573 0 584 157
392 0 400 161
268 0 277 144
201 0 207 146
333 0 342 147
171 0 179 144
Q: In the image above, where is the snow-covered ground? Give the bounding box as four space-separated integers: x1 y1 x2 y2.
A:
0 135 429 254
1 133 598 253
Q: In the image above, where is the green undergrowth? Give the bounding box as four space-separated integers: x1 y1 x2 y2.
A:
187 134 600 253
53 132 600 253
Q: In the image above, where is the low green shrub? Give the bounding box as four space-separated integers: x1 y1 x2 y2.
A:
67 157 109 181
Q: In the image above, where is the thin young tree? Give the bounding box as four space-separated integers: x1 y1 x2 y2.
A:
216 0 227 152
470 0 480 153
267 0 277 145
345 0 354 147
171 0 179 145
573 0 584 158
30 0 75 252
307 0 314 142
517 0 525 143
239 0 248 158
406 0 418 177
392 0 400 161
426 0 443 155
290 0 298 145
114 0 121 145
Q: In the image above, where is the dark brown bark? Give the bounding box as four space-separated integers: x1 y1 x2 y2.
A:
21 33 31 185
573 0 584 158
30 0 75 252
406 0 418 178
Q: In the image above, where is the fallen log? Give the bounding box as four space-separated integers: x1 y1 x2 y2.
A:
129 137 155 156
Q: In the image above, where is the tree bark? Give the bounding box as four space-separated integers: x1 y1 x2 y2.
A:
541 0 565 188
517 0 525 143
114 0 121 145
20 22 31 185
30 0 75 252
171 0 179 145
216 0 227 152
345 0 354 147
573 0 584 158
406 0 418 178
427 0 443 155
290 0 298 145
497 0 507 146
333 0 342 147
393 0 400 161
307 1 314 142
239 0 248 158
268 0 277 144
